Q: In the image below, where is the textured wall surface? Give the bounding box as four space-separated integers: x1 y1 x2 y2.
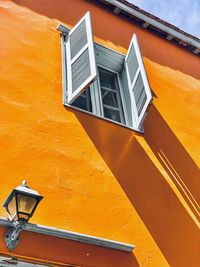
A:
0 1 200 266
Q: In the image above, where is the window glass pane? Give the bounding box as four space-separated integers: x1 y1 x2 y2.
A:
99 68 124 124
104 107 121 123
99 69 116 89
71 87 92 112
7 196 17 219
101 89 118 108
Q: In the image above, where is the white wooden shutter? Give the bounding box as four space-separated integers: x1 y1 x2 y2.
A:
125 34 152 129
66 12 97 104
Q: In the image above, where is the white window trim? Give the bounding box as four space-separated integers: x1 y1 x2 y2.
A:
61 34 68 105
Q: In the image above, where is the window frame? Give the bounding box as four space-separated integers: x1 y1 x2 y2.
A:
59 25 151 133
96 64 127 125
61 32 146 133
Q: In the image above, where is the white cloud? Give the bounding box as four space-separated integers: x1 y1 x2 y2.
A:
128 0 200 37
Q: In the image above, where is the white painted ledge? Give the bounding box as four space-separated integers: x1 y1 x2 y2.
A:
0 217 134 252
0 256 49 266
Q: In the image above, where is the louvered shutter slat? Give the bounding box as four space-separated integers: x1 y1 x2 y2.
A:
127 45 139 84
70 21 87 60
66 12 97 104
71 49 91 93
125 34 152 129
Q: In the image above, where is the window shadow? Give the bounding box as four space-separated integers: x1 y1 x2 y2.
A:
72 107 200 267
144 105 200 219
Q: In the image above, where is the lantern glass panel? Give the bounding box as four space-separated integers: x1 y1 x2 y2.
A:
7 195 17 220
18 213 30 221
17 194 37 215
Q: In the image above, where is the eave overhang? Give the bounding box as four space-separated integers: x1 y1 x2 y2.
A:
95 0 200 56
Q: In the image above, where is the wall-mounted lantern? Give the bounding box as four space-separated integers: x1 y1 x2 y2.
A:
3 180 43 251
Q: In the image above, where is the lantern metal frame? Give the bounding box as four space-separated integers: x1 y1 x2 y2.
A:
3 181 43 251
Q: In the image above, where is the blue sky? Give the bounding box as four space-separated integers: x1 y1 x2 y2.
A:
128 0 200 37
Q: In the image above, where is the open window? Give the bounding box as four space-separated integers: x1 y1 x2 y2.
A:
58 12 152 132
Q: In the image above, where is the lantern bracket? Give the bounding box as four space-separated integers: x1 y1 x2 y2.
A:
4 221 26 251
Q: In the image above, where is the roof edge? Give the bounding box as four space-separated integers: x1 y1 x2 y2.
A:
96 0 200 54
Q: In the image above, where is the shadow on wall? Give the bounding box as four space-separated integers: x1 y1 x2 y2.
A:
144 105 200 220
72 105 200 267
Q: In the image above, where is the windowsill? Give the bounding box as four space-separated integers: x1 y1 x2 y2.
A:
64 104 144 134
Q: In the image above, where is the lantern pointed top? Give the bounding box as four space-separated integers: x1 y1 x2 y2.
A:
22 180 29 188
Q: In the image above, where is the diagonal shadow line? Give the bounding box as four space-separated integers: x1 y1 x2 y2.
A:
144 105 200 221
158 149 200 217
72 107 200 267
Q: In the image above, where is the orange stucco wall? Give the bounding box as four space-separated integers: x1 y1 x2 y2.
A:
0 1 199 266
